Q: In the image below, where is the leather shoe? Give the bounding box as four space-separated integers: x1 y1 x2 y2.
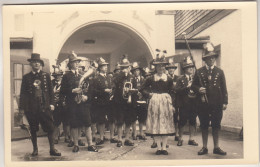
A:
198 147 208 155
78 140 85 146
177 140 183 146
161 150 168 155
151 142 157 148
155 150 161 155
88 145 98 152
96 139 104 145
213 147 227 155
67 141 74 147
124 139 134 146
110 138 118 143
72 145 79 152
188 140 198 146
174 136 179 141
50 149 61 156
117 141 123 147
31 148 38 156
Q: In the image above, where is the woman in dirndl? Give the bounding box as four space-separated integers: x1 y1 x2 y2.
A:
141 49 175 155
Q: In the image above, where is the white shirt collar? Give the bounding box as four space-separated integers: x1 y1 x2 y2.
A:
154 73 167 82
71 69 79 74
32 70 41 74
206 64 215 70
100 73 106 77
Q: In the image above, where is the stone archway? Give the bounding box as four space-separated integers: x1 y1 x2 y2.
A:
57 21 153 71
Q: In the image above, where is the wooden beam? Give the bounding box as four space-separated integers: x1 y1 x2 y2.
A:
176 9 236 39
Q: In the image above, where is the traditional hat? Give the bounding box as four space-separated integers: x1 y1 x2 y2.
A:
68 51 82 63
166 58 177 69
97 57 109 67
182 56 195 69
51 65 63 76
27 53 44 66
91 60 99 69
131 62 142 72
202 42 218 60
113 62 121 73
152 49 168 65
119 54 132 67
143 67 153 77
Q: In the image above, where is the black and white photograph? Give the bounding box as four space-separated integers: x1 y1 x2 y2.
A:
2 2 258 167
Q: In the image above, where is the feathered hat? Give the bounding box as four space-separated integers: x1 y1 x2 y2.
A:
119 54 132 67
202 42 218 60
152 49 169 65
97 57 109 66
131 62 143 72
182 56 195 69
166 58 177 69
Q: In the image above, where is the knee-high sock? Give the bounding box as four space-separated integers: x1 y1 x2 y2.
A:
201 128 209 148
71 128 79 146
154 136 162 150
162 136 168 150
85 126 93 146
47 131 55 150
31 130 37 149
212 128 219 149
109 123 115 139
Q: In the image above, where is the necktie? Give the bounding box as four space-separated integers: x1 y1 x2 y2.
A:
75 71 78 77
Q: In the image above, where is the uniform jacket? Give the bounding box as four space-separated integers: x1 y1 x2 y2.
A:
192 66 228 105
52 79 62 105
175 75 196 108
92 73 113 105
19 71 54 112
168 74 179 107
113 72 134 104
132 75 146 106
60 71 92 107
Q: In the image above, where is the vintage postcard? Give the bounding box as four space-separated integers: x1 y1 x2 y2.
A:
2 1 258 167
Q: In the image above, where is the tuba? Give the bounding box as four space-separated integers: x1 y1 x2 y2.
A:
75 67 94 104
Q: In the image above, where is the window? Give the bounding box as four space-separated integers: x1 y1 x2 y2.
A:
13 63 31 127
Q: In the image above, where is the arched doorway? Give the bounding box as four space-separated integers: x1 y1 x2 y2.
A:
57 22 153 71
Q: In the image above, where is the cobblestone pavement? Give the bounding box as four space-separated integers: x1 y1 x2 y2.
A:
11 130 243 161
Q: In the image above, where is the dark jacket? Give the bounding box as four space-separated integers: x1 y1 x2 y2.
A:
168 74 179 107
92 74 113 106
175 75 196 108
19 71 54 112
60 71 92 107
113 72 134 104
192 66 228 106
132 75 146 106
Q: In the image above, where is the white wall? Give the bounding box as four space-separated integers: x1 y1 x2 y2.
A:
6 6 176 68
194 10 243 128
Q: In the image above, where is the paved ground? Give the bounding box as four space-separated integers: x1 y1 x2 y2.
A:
11 130 243 161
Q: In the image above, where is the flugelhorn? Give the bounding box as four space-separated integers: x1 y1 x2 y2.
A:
75 67 94 104
123 80 138 104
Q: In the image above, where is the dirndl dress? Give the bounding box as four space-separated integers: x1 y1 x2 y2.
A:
141 74 175 136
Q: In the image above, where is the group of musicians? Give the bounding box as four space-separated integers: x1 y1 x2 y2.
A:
19 42 228 157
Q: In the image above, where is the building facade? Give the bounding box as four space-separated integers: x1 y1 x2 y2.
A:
5 5 242 139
